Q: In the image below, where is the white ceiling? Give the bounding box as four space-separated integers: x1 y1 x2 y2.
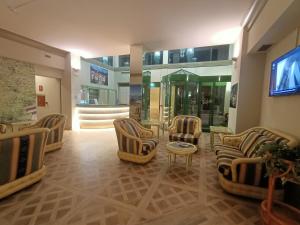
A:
0 0 254 58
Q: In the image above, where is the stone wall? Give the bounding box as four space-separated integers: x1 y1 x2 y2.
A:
0 56 36 122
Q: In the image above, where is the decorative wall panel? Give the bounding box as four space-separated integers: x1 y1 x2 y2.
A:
0 56 36 122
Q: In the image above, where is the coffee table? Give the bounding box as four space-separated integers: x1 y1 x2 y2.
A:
166 141 197 170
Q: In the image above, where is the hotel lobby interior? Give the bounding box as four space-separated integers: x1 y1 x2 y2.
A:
0 0 300 225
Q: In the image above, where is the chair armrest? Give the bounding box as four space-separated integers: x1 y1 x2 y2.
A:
194 131 201 139
168 118 177 134
20 123 40 131
134 122 154 138
231 157 264 184
222 136 243 147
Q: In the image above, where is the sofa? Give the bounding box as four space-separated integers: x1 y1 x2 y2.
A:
114 118 159 164
215 127 299 199
22 114 66 152
0 128 49 199
169 115 202 146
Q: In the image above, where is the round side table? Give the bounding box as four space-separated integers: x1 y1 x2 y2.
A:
166 141 197 170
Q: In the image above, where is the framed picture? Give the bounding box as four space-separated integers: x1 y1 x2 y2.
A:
90 64 108 85
230 83 238 108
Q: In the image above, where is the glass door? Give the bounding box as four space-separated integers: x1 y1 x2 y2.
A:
170 81 185 119
186 80 199 116
212 82 231 126
199 82 213 130
199 77 231 131
149 83 160 121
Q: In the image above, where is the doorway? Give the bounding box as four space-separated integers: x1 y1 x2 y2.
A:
161 70 231 131
149 83 160 121
118 83 130 105
35 76 61 119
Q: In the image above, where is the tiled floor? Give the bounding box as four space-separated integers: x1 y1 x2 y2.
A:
0 130 262 225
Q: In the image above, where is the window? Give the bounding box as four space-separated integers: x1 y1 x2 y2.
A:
211 45 230 60
194 47 211 62
119 55 130 67
168 49 181 64
144 51 163 65
96 56 113 66
168 45 230 64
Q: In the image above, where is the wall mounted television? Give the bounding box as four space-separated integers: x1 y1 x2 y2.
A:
269 46 300 96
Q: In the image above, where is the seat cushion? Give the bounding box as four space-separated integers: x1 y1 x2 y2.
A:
176 118 197 134
169 133 198 145
141 139 159 155
216 144 245 180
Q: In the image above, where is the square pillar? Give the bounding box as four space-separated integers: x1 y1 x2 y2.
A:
129 45 143 121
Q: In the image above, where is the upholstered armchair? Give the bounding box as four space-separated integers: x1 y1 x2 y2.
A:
114 118 159 164
216 127 299 199
22 114 66 152
0 128 49 199
168 115 202 146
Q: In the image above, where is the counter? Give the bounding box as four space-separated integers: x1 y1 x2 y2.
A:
76 104 129 129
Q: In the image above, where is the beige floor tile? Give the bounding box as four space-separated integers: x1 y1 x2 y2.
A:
0 130 262 225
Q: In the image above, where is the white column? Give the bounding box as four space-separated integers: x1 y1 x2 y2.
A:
113 56 119 68
163 50 168 64
129 45 143 121
61 53 72 129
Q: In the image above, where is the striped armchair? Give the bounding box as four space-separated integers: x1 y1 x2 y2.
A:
23 114 66 152
169 115 202 146
0 128 49 199
114 118 159 164
216 127 299 199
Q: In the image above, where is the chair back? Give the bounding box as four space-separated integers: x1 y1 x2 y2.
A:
247 127 298 149
37 114 66 144
113 118 142 154
39 114 66 129
114 118 141 138
0 128 49 185
173 115 201 134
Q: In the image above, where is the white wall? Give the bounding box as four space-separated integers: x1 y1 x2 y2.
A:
35 76 61 119
228 29 266 133
260 28 300 139
113 65 232 105
149 65 232 82
0 37 65 70
247 0 294 52
72 59 116 105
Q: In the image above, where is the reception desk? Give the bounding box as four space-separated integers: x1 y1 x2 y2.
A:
76 104 129 129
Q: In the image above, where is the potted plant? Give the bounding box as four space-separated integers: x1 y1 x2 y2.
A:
256 142 300 225
256 142 300 184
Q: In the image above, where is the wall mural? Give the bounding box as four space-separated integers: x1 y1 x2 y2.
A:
90 64 108 85
0 56 36 122
230 83 238 108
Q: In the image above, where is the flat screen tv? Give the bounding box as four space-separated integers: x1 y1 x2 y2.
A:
269 46 300 96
